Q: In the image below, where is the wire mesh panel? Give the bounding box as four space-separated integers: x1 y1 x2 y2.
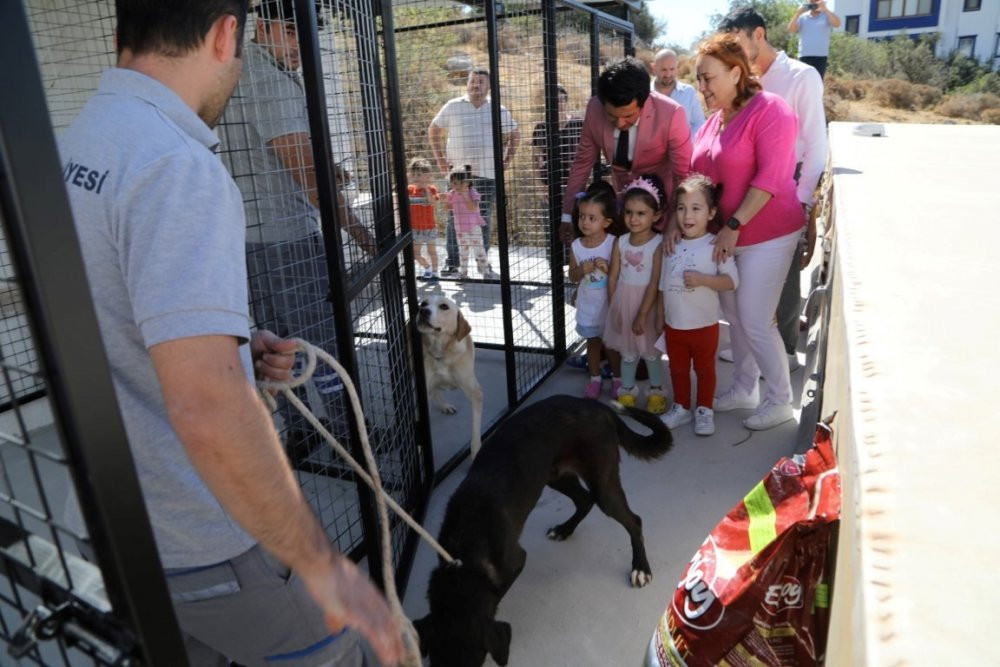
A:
390 0 633 425
216 0 429 579
17 0 428 631
0 224 113 666
0 1 117 411
0 229 45 408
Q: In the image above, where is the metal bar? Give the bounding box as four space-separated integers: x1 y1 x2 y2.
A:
559 0 634 29
357 0 427 597
484 0 519 408
292 0 384 581
389 1 626 35
377 0 436 592
542 0 567 364
0 2 186 663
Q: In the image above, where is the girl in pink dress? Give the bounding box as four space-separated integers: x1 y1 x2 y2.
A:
445 165 499 280
603 174 667 414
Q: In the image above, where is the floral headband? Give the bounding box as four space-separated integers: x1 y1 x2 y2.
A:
624 176 661 206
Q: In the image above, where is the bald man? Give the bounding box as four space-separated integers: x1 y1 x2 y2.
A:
650 49 705 138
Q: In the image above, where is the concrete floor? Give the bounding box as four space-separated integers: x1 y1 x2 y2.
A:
404 316 820 666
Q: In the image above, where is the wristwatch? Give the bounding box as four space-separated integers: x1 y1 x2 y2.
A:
725 216 742 230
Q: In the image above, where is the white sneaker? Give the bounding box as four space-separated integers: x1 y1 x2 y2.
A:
743 400 794 431
694 406 715 436
482 268 500 280
788 353 802 372
660 404 692 429
713 385 759 412
718 347 734 362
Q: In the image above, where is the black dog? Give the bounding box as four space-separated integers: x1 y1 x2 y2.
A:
413 394 674 666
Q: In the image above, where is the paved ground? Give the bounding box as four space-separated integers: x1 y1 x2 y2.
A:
403 314 822 666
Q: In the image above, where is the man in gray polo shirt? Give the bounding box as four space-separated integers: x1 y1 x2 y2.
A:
58 1 403 664
220 0 369 453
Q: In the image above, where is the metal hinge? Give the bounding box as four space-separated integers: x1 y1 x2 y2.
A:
8 602 132 665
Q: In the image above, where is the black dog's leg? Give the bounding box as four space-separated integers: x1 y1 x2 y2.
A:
592 475 652 588
496 544 527 598
545 474 594 541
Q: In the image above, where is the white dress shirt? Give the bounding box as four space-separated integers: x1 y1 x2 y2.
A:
760 51 828 205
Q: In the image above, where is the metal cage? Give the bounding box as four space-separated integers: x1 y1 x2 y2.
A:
1 0 632 661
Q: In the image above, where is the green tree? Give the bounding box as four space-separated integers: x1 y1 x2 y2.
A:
886 32 946 87
709 0 799 54
630 1 667 46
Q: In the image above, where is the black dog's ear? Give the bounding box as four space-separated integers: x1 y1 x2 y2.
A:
412 615 432 657
485 620 512 666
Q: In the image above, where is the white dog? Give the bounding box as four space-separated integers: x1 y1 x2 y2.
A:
415 295 483 456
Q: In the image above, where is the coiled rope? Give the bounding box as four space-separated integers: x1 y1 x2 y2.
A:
258 338 458 667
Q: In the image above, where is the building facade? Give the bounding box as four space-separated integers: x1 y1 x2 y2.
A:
834 0 1000 66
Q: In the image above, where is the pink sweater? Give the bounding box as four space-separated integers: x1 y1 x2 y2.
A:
691 91 804 246
446 187 485 232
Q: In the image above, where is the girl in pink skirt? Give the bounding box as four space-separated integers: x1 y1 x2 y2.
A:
604 174 667 414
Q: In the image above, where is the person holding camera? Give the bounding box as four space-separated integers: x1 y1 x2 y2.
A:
787 0 841 79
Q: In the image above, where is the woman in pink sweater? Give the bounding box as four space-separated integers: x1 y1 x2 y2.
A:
669 33 804 431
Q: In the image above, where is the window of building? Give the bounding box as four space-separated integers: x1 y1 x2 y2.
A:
957 35 976 59
876 0 933 19
846 15 861 34
963 0 982 11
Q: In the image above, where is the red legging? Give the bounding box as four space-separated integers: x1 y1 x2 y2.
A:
665 323 719 410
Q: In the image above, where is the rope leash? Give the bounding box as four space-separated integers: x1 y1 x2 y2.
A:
258 338 458 667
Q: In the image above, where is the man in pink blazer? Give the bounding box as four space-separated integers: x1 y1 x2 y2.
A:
559 57 692 242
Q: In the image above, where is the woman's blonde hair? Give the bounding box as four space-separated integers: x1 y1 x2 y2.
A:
697 33 761 111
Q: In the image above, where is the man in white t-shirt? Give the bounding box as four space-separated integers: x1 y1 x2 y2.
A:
650 49 705 138
787 0 841 79
429 68 520 275
721 7 828 369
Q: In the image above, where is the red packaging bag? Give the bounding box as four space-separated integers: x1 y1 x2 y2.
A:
644 422 840 667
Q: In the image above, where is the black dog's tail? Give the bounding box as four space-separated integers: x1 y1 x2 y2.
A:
608 400 674 461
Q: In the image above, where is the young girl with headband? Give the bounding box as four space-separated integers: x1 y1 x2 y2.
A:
603 174 667 414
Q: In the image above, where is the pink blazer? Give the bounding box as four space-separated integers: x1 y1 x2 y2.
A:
562 91 692 217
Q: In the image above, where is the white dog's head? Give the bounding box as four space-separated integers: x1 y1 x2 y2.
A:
416 295 471 342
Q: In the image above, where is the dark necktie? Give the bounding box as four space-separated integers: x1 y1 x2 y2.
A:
613 128 631 169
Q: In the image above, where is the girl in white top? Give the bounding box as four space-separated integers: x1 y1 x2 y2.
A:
657 174 739 436
568 181 620 399
603 174 667 414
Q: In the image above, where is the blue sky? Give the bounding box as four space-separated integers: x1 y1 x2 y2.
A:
647 0 731 50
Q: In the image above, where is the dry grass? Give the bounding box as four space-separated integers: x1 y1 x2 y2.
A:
823 75 992 125
868 78 942 110
935 92 1000 122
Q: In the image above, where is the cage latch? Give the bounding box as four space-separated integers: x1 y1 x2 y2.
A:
8 603 68 658
8 601 129 664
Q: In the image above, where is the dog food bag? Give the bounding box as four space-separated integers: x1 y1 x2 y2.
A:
643 422 840 667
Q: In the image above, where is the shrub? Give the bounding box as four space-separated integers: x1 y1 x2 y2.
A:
945 50 987 91
935 92 1000 121
823 94 850 122
959 71 1000 96
886 33 946 88
870 78 941 109
982 108 1000 125
825 76 870 101
828 32 889 79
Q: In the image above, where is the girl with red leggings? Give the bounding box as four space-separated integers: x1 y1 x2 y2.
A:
657 175 739 436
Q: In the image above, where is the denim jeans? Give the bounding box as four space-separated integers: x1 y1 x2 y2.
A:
446 176 495 267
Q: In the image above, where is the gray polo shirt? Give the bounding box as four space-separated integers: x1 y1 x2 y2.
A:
220 42 320 245
59 68 256 568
